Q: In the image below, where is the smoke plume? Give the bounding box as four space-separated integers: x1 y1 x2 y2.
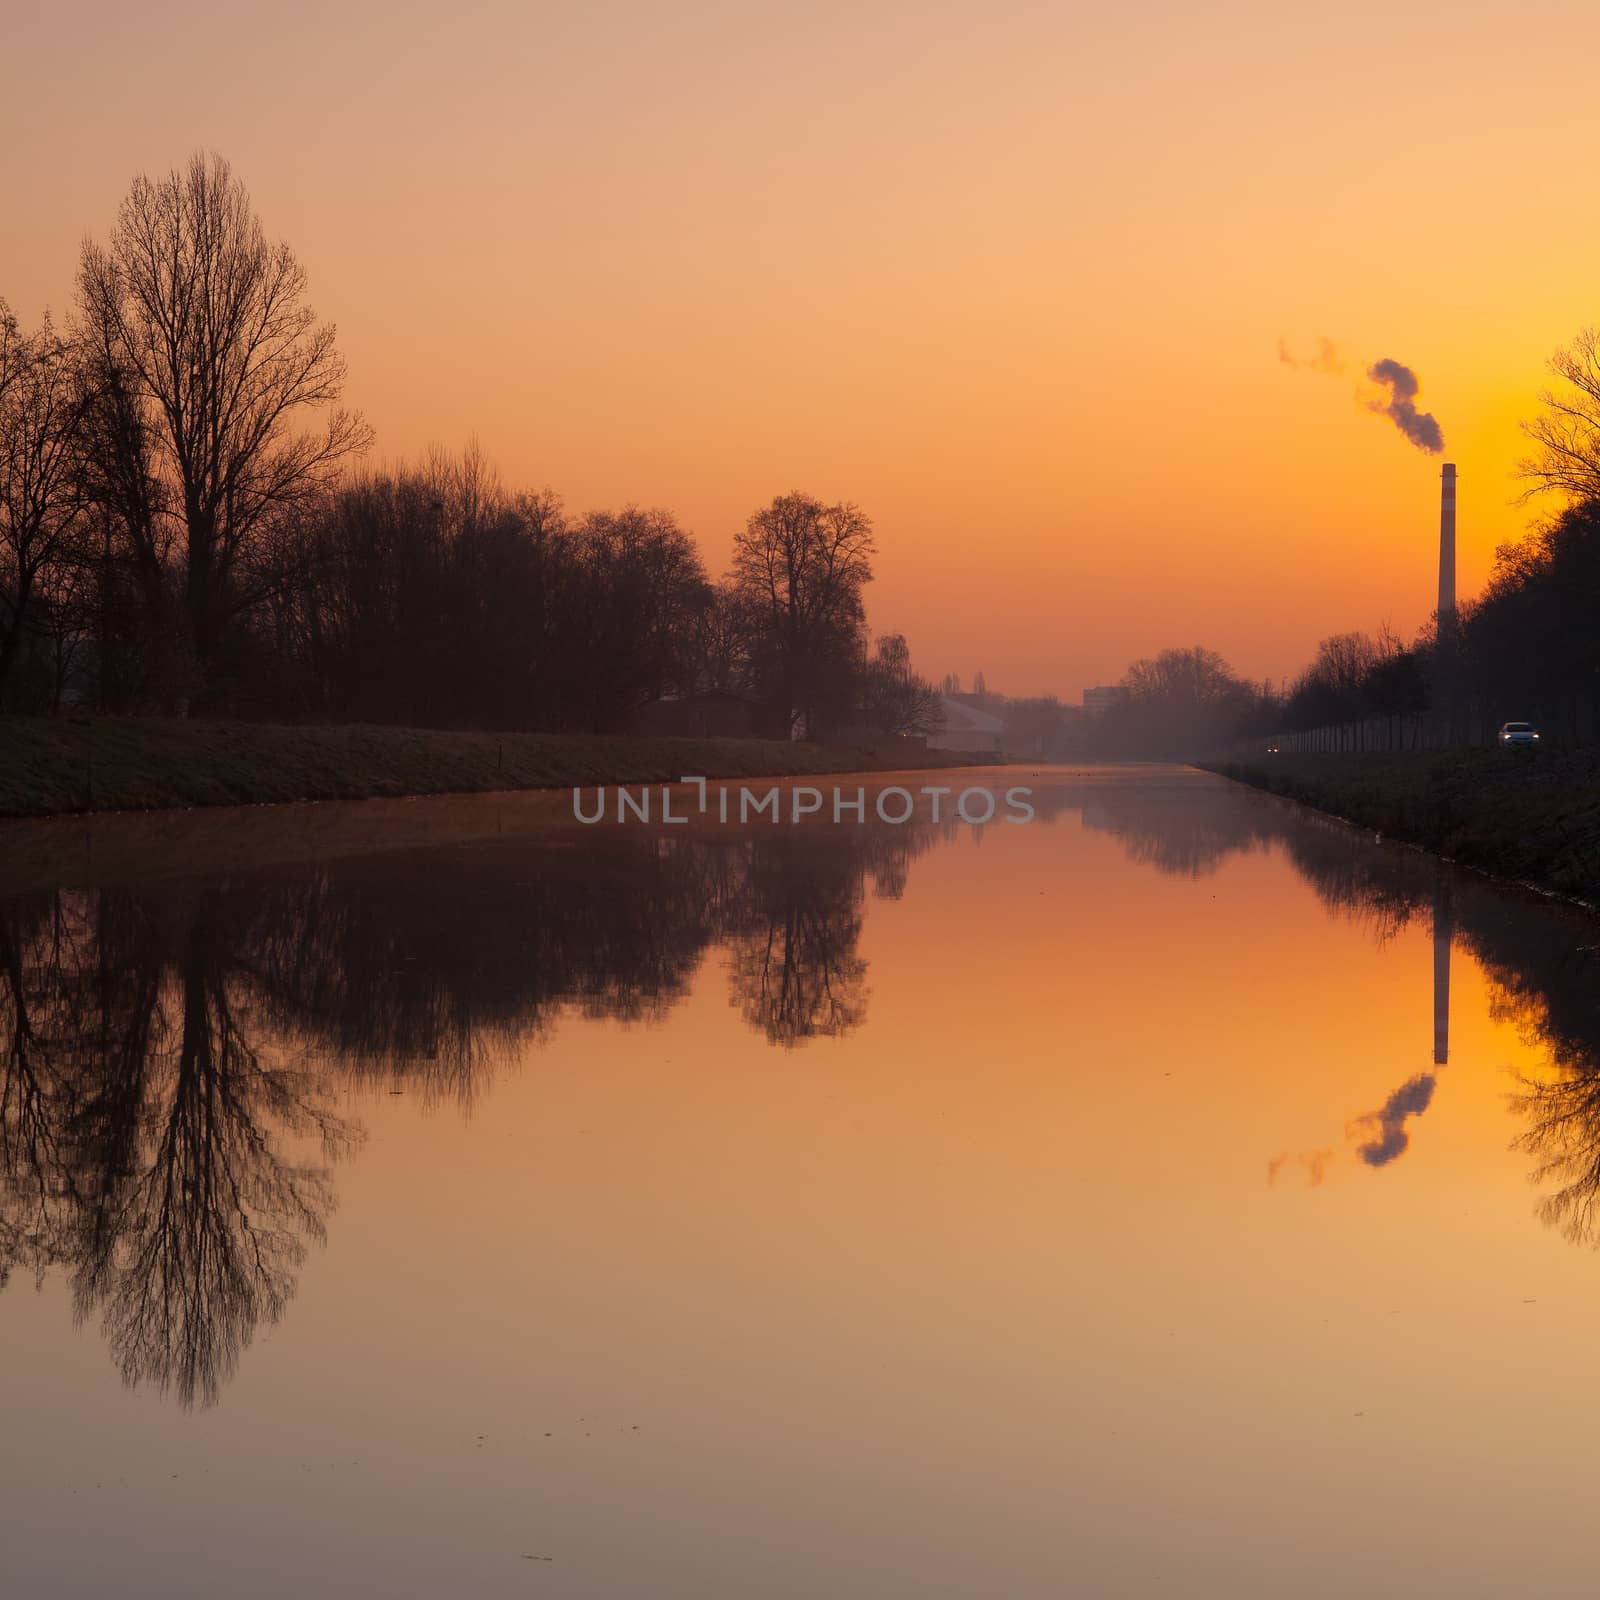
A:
1278 335 1344 375
1365 359 1445 454
1352 1073 1436 1167
1267 1148 1334 1186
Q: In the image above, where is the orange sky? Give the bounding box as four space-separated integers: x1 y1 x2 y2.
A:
6 1 1600 696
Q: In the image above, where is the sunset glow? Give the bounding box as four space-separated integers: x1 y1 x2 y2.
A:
8 1 1598 693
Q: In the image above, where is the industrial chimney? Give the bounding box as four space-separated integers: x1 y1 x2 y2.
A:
1438 462 1457 622
1432 887 1452 1067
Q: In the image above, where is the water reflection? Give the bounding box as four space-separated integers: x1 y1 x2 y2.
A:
0 812 944 1402
3 771 1600 1407
0 888 357 1406
1351 1074 1437 1168
1078 781 1600 1228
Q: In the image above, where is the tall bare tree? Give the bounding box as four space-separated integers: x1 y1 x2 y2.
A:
0 306 88 704
1519 326 1600 504
729 492 875 737
77 153 370 703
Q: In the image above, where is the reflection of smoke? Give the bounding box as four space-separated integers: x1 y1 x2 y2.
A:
1278 335 1344 375
1352 1073 1436 1167
1366 359 1445 454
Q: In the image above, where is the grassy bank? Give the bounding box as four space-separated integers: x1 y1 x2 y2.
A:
1203 747 1600 906
0 716 994 819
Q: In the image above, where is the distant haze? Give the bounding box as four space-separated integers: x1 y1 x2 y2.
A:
5 0 1596 693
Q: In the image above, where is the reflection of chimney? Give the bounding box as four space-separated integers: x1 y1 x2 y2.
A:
1432 888 1453 1066
1438 463 1457 622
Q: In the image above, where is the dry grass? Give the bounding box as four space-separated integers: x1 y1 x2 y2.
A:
1204 747 1600 906
0 716 991 818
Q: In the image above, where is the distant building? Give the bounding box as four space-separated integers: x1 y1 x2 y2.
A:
1082 685 1124 718
933 695 1005 754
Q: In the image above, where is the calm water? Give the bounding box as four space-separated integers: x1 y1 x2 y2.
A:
3 766 1600 1597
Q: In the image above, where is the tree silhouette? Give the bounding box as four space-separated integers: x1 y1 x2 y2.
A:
78 152 370 703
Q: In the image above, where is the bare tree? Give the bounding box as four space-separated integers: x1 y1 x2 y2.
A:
686 579 752 694
729 492 875 738
71 327 174 708
1124 645 1241 710
860 632 943 737
569 506 711 729
1519 327 1600 504
77 153 370 702
0 307 89 703
0 301 17 405
1114 645 1262 757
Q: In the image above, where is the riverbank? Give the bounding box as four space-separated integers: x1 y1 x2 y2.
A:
0 716 994 818
1203 748 1600 908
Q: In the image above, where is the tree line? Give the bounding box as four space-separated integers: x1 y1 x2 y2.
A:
0 153 941 739
1087 328 1600 757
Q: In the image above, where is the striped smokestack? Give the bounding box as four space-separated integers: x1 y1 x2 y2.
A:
1432 888 1452 1067
1438 462 1457 622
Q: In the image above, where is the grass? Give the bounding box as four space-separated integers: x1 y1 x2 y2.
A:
0 715 995 819
1202 746 1600 907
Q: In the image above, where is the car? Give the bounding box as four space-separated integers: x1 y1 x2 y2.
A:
1498 721 1541 747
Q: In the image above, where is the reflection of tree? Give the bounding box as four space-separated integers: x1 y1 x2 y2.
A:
240 836 737 1105
1078 774 1439 947
1079 785 1275 878
1510 1065 1600 1246
0 895 83 1287
1 890 356 1407
0 802 948 1403
1277 820 1434 948
717 816 944 1044
725 836 869 1044
75 914 357 1407
1496 954 1600 1247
